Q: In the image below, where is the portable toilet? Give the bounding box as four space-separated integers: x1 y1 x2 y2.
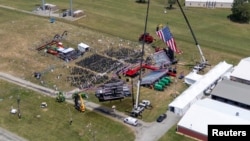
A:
154 83 163 91
164 76 172 83
160 78 169 85
157 81 165 88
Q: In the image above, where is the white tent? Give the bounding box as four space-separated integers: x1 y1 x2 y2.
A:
73 10 85 18
177 98 250 140
168 61 233 116
230 57 250 85
184 71 203 85
78 42 89 52
44 3 58 11
57 47 74 54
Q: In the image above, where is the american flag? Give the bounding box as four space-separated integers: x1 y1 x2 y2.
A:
156 26 182 54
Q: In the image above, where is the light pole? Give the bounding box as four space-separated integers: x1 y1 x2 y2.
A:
69 0 73 17
42 0 45 12
17 95 21 119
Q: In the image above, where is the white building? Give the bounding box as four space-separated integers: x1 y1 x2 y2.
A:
185 0 234 8
230 57 250 85
184 71 203 85
168 61 233 116
177 98 250 141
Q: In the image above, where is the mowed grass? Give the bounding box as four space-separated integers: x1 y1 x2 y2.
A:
1 0 250 59
0 79 135 141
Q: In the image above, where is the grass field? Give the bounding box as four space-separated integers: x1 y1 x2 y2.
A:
0 79 135 141
0 0 249 141
1 0 249 59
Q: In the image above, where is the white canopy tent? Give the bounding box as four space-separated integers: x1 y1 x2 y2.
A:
168 61 233 116
184 71 203 85
78 42 89 52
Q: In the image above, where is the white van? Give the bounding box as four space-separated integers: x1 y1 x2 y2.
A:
123 117 138 126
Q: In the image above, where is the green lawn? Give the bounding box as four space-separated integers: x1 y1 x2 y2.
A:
1 0 249 60
0 79 135 141
159 125 196 141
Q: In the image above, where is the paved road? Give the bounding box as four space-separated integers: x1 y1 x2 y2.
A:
0 72 181 141
0 127 28 141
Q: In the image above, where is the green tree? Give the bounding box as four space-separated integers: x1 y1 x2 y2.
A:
230 0 250 23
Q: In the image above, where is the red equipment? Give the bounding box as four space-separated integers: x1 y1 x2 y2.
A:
154 47 163 52
46 49 59 55
139 33 154 44
123 63 159 77
123 64 141 77
142 64 158 71
36 40 58 51
167 72 176 77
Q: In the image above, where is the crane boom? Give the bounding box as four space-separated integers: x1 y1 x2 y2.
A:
176 0 206 64
134 0 150 110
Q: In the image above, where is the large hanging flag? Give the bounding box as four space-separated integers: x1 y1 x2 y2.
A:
156 26 182 54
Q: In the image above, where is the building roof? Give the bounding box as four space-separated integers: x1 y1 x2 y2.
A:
44 3 57 7
74 10 83 14
211 79 250 105
178 98 250 135
230 57 250 81
60 47 74 54
169 61 233 111
184 71 203 85
78 42 89 48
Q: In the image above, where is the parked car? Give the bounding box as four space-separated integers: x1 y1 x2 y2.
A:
156 113 167 122
124 117 138 126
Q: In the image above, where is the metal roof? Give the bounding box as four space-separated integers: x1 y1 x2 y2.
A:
169 61 233 115
178 98 250 135
184 71 203 85
211 79 250 105
230 57 250 81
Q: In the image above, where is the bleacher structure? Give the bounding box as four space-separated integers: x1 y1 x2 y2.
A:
95 81 131 102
